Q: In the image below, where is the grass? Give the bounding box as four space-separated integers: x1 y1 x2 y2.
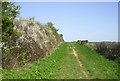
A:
2 42 119 79
55 42 85 79
3 42 66 79
74 42 118 79
2 42 84 79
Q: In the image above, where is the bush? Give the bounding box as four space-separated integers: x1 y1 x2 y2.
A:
96 42 120 61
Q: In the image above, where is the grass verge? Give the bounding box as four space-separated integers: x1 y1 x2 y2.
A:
74 42 118 79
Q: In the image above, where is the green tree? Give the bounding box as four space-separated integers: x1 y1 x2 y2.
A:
29 16 35 21
47 22 58 31
47 22 54 28
1 2 20 42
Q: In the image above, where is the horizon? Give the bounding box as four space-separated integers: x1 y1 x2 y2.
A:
16 2 118 42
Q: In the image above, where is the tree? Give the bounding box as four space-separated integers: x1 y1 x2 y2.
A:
47 22 58 31
47 22 54 28
29 16 35 21
1 2 20 42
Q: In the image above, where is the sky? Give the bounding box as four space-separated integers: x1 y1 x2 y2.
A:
13 0 119 2
16 2 118 42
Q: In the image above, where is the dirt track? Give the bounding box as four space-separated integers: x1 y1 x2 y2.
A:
70 44 90 78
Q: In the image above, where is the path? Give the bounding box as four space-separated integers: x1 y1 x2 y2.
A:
69 43 90 78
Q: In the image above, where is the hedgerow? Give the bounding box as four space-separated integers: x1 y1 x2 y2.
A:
96 42 120 61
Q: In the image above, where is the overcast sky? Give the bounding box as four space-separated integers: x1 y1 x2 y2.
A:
16 2 118 42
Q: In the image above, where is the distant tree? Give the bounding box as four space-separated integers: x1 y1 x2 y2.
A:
47 22 54 28
1 2 20 42
29 17 35 21
47 22 60 39
47 22 58 31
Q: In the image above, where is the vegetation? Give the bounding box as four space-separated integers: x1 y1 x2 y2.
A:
1 2 20 42
1 2 22 70
1 2 118 79
74 42 118 79
85 42 120 62
96 42 120 61
1 1 64 70
47 22 58 36
2 42 119 79
28 17 35 21
3 42 84 79
47 22 63 43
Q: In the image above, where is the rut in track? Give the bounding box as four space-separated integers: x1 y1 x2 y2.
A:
69 44 90 78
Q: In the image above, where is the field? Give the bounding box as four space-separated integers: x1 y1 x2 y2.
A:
2 42 119 79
